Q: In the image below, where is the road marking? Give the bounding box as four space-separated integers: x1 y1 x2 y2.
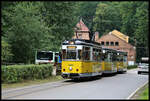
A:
126 81 148 99
2 80 75 99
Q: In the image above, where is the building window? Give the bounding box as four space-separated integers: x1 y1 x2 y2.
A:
115 42 119 46
106 41 109 46
110 42 114 46
78 34 82 36
78 33 82 38
101 41 105 46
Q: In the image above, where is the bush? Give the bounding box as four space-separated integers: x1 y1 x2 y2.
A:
127 65 138 70
1 64 53 83
1 40 13 63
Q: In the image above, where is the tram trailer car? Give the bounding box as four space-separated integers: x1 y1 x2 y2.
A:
116 50 128 73
61 39 103 79
101 48 118 74
101 48 127 74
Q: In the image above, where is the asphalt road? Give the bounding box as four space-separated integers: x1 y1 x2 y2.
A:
2 69 148 99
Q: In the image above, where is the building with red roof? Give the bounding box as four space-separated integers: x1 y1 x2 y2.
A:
72 19 90 40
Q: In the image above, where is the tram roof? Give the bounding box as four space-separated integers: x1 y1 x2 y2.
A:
102 47 127 55
62 39 101 47
102 47 117 52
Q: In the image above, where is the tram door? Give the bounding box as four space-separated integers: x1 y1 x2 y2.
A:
108 53 114 71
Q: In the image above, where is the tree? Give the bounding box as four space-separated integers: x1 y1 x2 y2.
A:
134 2 149 61
1 38 13 63
74 2 99 29
93 2 122 37
3 2 52 63
119 2 141 39
41 2 77 51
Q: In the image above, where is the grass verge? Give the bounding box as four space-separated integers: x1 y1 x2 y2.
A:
2 75 64 90
139 84 149 100
131 83 149 100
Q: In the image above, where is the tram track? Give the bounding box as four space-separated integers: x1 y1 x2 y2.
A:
2 79 76 99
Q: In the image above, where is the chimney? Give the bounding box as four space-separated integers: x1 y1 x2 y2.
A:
95 32 99 42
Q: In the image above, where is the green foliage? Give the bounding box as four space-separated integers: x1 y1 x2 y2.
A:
41 2 77 51
139 86 149 100
127 65 137 70
2 2 53 63
1 39 13 63
2 2 77 64
1 64 53 83
134 2 149 61
93 2 122 37
93 1 149 60
74 2 99 29
1 1 149 64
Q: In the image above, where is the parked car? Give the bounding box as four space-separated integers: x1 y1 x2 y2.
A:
137 63 149 74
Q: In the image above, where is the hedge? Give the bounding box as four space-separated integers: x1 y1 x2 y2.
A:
127 65 138 70
1 64 53 83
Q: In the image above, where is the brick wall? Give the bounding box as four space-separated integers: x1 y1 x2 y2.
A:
72 31 90 40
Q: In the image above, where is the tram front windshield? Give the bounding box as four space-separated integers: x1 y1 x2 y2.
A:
66 50 76 59
62 49 81 60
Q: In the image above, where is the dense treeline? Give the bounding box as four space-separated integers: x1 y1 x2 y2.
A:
2 2 78 64
1 1 149 64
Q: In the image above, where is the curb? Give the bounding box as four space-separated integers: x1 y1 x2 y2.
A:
126 81 148 99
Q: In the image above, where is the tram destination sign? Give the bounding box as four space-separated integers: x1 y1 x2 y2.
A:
67 46 76 50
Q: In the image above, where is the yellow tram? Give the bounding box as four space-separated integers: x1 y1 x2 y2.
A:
61 39 103 79
61 39 128 79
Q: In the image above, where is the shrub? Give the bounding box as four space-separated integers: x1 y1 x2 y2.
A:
1 40 13 63
1 64 53 83
127 65 138 70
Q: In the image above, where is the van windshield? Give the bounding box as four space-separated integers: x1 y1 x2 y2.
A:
37 52 53 60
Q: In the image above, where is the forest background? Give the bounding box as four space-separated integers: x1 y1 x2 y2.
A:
1 1 149 64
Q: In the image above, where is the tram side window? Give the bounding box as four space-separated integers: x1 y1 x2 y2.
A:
101 50 107 61
98 49 102 61
120 55 123 62
102 53 108 62
101 54 106 61
112 53 117 62
93 48 102 61
62 49 66 59
117 55 123 62
104 53 112 62
117 55 120 62
93 48 97 61
82 47 90 61
123 56 127 62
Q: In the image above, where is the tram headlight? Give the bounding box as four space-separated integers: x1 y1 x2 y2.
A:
69 67 73 71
